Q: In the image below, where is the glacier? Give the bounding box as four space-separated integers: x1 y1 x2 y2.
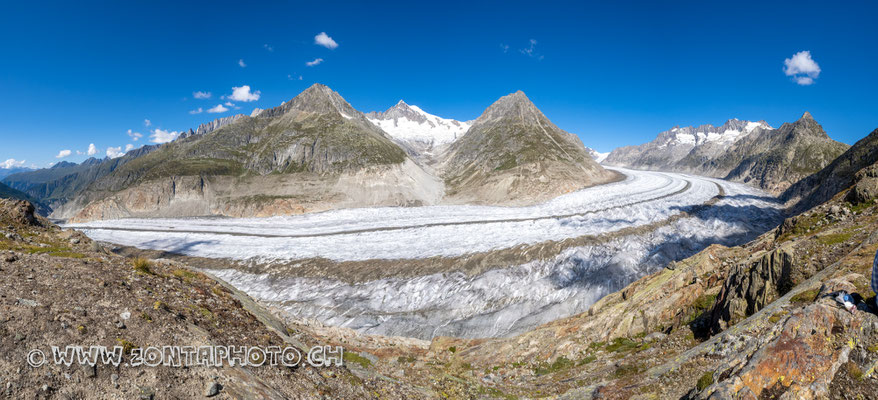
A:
67 168 784 339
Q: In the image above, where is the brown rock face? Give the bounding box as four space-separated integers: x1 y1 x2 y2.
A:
704 304 864 399
710 243 795 332
0 199 37 225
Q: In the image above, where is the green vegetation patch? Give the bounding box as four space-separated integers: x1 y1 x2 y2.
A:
533 356 574 376
132 258 154 275
790 288 821 304
343 351 372 368
606 337 642 353
697 371 714 390
817 231 854 246
613 363 645 378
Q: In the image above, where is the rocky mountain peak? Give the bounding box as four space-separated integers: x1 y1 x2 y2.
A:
779 111 828 140
474 90 543 125
261 83 360 120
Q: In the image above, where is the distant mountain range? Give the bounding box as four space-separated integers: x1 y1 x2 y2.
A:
4 83 862 221
604 113 849 194
0 166 34 180
4 84 614 221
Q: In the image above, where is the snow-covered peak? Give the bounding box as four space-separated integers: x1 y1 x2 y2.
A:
585 147 610 163
659 119 772 148
367 102 471 147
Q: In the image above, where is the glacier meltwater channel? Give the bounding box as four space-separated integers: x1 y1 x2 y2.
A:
68 168 784 339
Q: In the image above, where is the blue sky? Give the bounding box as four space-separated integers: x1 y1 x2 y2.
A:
1 0 877 168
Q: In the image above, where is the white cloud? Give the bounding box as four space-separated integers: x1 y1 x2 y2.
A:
784 51 821 86
193 91 212 99
125 144 135 152
150 129 180 144
1 159 26 169
228 85 261 102
144 119 151 127
87 143 98 156
288 74 303 81
264 44 274 52
127 129 143 141
106 146 124 159
207 104 229 113
238 59 247 68
500 43 509 53
306 58 324 67
55 149 72 159
224 101 235 107
314 32 338 49
189 107 204 114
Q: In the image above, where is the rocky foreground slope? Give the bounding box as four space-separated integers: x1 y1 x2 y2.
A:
605 113 849 195
0 198 424 399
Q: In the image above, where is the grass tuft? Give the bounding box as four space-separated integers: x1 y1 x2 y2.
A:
132 258 154 275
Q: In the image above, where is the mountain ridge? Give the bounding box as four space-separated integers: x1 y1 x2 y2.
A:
605 113 848 194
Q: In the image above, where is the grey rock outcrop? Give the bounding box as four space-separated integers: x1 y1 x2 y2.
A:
710 243 795 332
846 165 878 204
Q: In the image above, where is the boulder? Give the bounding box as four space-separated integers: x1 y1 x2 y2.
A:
0 199 37 225
846 176 878 205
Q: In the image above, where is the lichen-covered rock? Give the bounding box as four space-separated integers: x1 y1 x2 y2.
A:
700 303 875 399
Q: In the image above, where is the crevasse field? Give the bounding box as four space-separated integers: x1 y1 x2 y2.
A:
68 168 784 339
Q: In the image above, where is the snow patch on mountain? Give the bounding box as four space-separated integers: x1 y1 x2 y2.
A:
367 101 470 147
661 119 772 148
585 147 610 163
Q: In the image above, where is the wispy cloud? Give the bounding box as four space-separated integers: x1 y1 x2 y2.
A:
144 119 151 127
264 44 274 52
784 50 821 86
189 107 204 114
193 91 212 99
125 144 135 152
314 32 338 49
288 74 303 81
500 43 509 53
238 59 247 68
87 143 98 156
127 129 143 141
1 159 26 169
306 58 324 67
55 149 71 159
228 85 261 102
519 39 544 60
207 104 229 113
150 129 180 144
